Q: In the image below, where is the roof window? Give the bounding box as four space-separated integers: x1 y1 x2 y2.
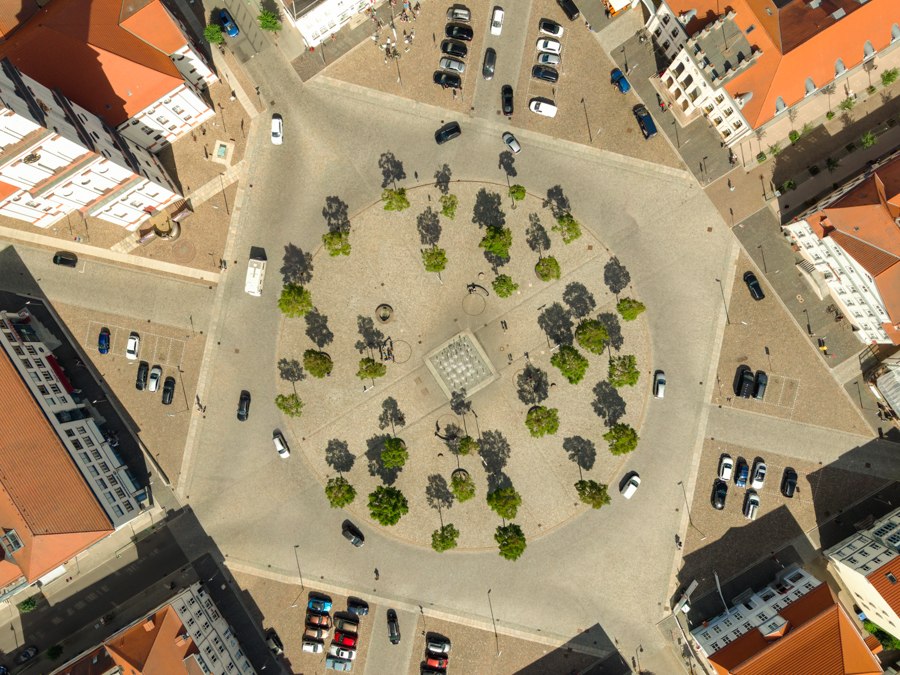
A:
887 572 897 584
0 530 23 556
893 24 900 42
835 58 847 77
864 41 875 60
805 78 816 95
775 97 786 113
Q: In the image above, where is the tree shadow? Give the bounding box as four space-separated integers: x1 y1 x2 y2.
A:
483 249 510 272
322 196 350 233
378 397 406 435
486 470 513 493
434 164 452 195
479 430 511 476
440 422 463 454
563 436 596 472
592 381 626 425
378 151 406 189
450 389 471 416
277 358 305 388
280 243 313 286
417 207 442 247
526 213 551 256
472 188 506 230
603 258 631 296
498 151 517 178
425 474 454 513
543 185 571 219
516 364 549 405
305 309 334 348
596 311 624 351
563 282 596 319
259 0 280 14
538 303 574 346
325 438 355 474
355 316 385 354
365 434 400 484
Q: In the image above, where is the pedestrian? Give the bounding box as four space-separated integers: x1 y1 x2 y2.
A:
374 568 380 581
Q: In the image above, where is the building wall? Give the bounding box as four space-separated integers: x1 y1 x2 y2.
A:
287 0 373 48
118 84 215 152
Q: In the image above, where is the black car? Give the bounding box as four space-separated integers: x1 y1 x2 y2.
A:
711 480 727 510
342 521 365 547
483 47 496 80
501 85 514 116
441 39 468 58
445 23 473 41
237 390 251 421
743 271 765 301
734 365 754 398
532 65 559 83
754 370 768 400
162 376 176 405
435 121 462 145
14 647 38 665
135 361 149 391
387 609 401 644
781 468 798 498
557 0 580 21
266 628 284 656
52 251 77 267
433 71 462 89
348 598 369 616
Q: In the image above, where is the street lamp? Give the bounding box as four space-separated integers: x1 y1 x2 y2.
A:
803 308 813 336
289 545 305 608
677 481 706 540
487 589 501 656
757 244 767 273
714 278 731 325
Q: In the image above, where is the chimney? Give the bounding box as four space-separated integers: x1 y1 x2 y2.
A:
175 633 188 647
143 618 155 631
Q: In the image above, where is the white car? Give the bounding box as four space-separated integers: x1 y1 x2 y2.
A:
501 131 520 154
621 474 641 499
328 644 357 660
751 461 767 490
125 332 140 360
301 638 324 654
718 454 734 482
529 98 557 117
490 6 504 36
744 490 760 520
539 19 563 38
148 365 162 393
537 52 560 66
273 432 290 459
536 38 561 55
653 370 666 398
439 57 466 73
270 115 283 145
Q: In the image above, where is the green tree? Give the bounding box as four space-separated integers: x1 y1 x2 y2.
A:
495 524 527 561
575 321 608 354
204 24 224 44
257 9 282 32
864 620 900 651
278 284 313 317
480 227 513 259
381 437 408 469
458 436 478 456
492 274 519 298
47 645 63 660
882 68 900 87
322 230 351 256
838 96 856 111
382 188 410 211
422 247 447 273
550 345 589 384
17 597 37 614
553 214 582 244
617 297 646 321
440 194 458 219
357 357 387 381
525 406 560 437
509 184 526 202
767 142 781 157
826 156 840 173
368 485 409 526
487 485 522 520
604 424 639 456
431 524 460 552
861 131 877 149
575 480 611 509
451 471 476 502
535 256 561 281
303 350 333 378
325 476 356 508
275 393 304 418
609 355 640 387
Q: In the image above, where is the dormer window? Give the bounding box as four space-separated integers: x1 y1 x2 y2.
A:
805 78 816 96
835 58 847 77
893 24 900 42
0 530 23 556
775 97 786 114
864 41 875 61
887 572 898 584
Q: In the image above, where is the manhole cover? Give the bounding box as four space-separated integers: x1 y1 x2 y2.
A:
171 239 196 264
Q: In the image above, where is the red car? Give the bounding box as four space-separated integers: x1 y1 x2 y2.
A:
426 654 449 669
334 631 357 647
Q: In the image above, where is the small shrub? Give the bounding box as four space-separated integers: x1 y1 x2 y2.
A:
440 194 458 219
756 152 766 164
492 274 519 298
535 256 561 281
509 184 526 202
788 130 800 144
838 97 856 111
881 68 899 87
861 131 877 149
779 179 797 193
867 85 877 95
825 110 835 120
17 597 37 613
767 143 781 157
801 122 813 135
616 297 646 321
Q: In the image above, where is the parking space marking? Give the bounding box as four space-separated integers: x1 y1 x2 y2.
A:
85 321 185 369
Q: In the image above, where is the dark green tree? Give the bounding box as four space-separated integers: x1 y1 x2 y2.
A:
368 486 409 526
495 524 527 561
381 437 408 469
575 320 609 354
535 256 561 281
431 524 460 552
303 349 333 378
525 406 560 437
609 355 640 387
275 393 304 418
325 476 356 508
492 274 519 298
487 485 522 520
574 480 611 509
422 247 447 273
550 345 589 384
604 424 639 455
480 227 513 259
278 284 313 317
357 357 387 381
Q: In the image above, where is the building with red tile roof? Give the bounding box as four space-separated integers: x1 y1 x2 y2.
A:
783 154 900 345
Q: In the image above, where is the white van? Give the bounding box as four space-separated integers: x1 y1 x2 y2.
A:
244 258 266 297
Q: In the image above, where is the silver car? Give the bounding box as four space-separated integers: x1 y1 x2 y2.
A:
148 365 162 393
439 57 466 73
501 131 521 154
537 52 560 66
446 6 471 22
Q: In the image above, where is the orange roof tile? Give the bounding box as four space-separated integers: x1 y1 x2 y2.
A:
0 0 187 127
119 0 188 55
866 556 900 618
104 605 198 674
0 349 112 581
0 1 39 40
669 0 900 129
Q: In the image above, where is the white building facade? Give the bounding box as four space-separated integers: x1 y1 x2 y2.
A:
284 0 374 48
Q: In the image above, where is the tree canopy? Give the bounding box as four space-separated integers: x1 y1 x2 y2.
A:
604 424 639 455
325 477 356 508
422 247 447 273
275 393 304 418
277 284 313 317
357 357 387 381
487 486 522 520
381 437 409 469
535 256 561 281
451 472 476 502
550 345 589 385
368 486 409 526
609 354 640 387
431 524 460 552
616 297 646 321
525 406 560 437
492 274 519 298
303 350 333 378
575 480 611 509
495 524 527 561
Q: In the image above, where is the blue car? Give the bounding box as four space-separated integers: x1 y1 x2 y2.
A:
220 9 239 37
611 68 631 93
308 597 332 613
735 462 749 488
98 328 110 354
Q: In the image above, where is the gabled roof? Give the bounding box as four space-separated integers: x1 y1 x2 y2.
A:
866 556 900 620
0 0 39 40
0 0 187 127
708 584 882 675
669 0 900 129
105 606 198 674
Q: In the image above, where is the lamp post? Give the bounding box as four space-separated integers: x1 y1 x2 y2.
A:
715 278 731 325
677 481 706 540
757 244 767 273
802 308 813 335
289 545 305 607
487 589 501 656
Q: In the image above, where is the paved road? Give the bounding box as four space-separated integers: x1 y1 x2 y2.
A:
366 605 417 674
470 2 533 120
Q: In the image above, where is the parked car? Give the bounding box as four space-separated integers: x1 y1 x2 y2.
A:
433 71 462 89
537 52 560 66
718 454 734 481
273 431 290 458
148 365 162 393
483 48 496 79
135 361 149 390
539 19 563 37
324 656 352 671
781 468 798 498
735 365 755 398
334 631 358 647
435 121 462 145
610 67 631 93
754 370 768 400
266 628 284 656
621 473 640 499
501 131 521 154
557 0 580 21
270 115 283 145
328 644 357 660
750 461 767 490
13 647 37 665
653 370 666 398
426 636 451 654
743 490 760 520
743 271 765 300
711 480 728 510
52 251 78 267
302 638 325 653
632 104 658 139
348 599 369 616
446 6 471 22
735 461 749 488
161 376 176 405
529 98 557 117
304 626 328 640
440 39 468 58
307 612 332 629
308 597 333 613
501 85 514 116
536 38 561 54
387 609 401 644
445 23 474 41
342 521 365 547
219 9 239 37
490 6 504 35
125 332 140 360
237 390 251 421
98 328 110 354
532 65 559 83
334 616 359 633
439 56 466 73
426 655 450 669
